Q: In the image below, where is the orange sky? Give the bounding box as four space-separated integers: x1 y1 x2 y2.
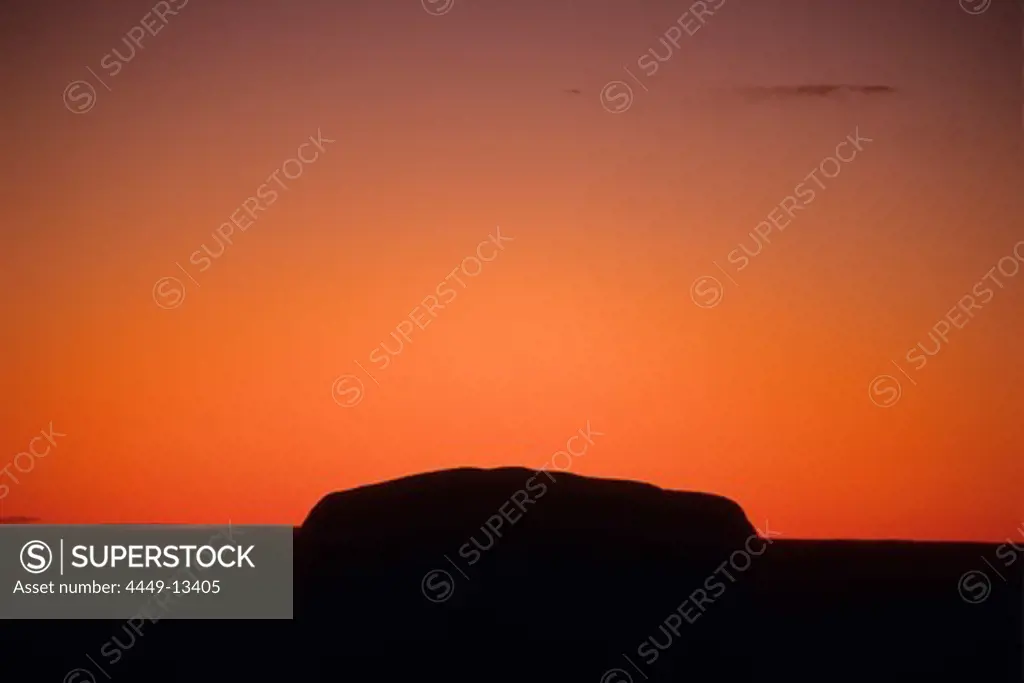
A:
1 0 1021 540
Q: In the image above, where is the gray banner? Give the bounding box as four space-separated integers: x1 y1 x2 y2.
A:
0 525 292 619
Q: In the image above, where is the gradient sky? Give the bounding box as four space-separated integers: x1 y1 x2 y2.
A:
1 0 1021 540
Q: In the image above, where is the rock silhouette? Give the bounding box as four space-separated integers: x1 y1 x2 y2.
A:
2 468 1020 681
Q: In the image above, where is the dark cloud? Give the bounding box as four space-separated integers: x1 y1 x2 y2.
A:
563 88 582 95
739 84 897 101
0 516 41 524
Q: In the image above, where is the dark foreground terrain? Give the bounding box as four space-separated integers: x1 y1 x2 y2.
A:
3 468 1021 681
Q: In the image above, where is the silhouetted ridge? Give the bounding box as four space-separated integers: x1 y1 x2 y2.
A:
2 468 1019 680
301 467 756 545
